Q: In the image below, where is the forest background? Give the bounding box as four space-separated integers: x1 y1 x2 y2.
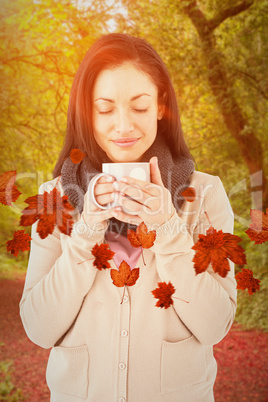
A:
0 0 267 331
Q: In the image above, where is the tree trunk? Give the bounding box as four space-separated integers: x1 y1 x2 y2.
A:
182 0 267 211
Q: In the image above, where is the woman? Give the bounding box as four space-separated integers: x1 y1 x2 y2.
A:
20 33 237 402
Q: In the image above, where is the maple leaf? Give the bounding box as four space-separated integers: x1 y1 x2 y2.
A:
245 207 268 245
181 187 196 202
110 260 140 303
110 260 140 287
151 281 175 309
127 221 156 265
19 188 74 239
91 243 115 270
6 230 31 257
192 226 247 278
70 148 86 164
235 268 261 295
0 171 21 206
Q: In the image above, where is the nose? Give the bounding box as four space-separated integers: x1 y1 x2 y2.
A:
115 110 134 134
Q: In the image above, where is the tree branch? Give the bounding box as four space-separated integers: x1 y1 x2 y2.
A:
182 0 209 36
207 1 254 32
233 68 268 100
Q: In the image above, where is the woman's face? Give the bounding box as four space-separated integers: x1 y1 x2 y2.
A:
92 63 164 162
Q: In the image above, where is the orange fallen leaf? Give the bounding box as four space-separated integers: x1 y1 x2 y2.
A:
70 148 86 164
91 243 115 270
192 226 247 278
0 171 21 206
235 268 261 295
181 187 196 202
151 281 175 309
19 188 74 239
6 230 31 257
127 221 156 265
110 260 140 287
245 207 268 244
110 260 140 303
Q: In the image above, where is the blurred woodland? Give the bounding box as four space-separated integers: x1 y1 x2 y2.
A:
0 0 267 329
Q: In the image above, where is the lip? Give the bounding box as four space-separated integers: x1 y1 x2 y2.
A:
112 138 140 147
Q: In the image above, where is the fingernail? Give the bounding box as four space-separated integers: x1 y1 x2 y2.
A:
106 176 114 182
121 177 128 183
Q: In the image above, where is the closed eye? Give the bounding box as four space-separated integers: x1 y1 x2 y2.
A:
98 110 113 115
134 109 148 113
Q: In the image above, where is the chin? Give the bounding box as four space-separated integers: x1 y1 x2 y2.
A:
107 150 143 163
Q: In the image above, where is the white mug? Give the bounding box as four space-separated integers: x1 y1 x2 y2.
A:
88 162 150 215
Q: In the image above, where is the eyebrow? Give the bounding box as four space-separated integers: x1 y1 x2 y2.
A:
94 93 151 103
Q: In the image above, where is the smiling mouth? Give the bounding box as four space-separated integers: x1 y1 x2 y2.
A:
112 138 140 147
112 138 140 143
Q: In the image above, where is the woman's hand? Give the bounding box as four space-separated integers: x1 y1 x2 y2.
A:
111 157 176 230
82 174 121 230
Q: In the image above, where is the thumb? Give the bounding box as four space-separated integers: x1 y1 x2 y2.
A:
150 156 164 186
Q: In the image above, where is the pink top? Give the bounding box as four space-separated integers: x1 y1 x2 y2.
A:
105 231 142 270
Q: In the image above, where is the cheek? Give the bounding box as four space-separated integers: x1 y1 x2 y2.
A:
93 116 112 137
139 112 158 132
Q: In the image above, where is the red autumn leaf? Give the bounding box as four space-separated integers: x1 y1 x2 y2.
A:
70 148 86 164
0 171 21 206
127 221 156 265
192 226 247 278
245 207 268 245
6 230 31 257
91 243 115 270
151 281 175 309
110 260 140 287
181 187 196 202
127 221 156 248
19 188 74 239
235 268 261 295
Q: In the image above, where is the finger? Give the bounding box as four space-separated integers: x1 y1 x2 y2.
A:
117 193 152 215
95 191 115 207
111 207 143 226
117 178 160 197
116 181 161 203
84 204 122 221
95 178 115 197
97 175 115 184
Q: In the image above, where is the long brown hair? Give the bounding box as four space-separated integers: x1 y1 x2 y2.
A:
53 33 196 177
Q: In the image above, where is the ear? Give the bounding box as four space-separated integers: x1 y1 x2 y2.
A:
157 104 165 120
157 92 167 120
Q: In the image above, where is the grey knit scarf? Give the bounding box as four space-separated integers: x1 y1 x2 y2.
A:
61 134 195 237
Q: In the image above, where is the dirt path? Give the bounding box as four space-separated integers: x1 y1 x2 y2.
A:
0 277 267 401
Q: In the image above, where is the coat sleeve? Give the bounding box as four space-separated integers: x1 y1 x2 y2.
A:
150 176 237 346
19 180 108 349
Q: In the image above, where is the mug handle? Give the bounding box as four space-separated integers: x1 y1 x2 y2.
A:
87 173 118 210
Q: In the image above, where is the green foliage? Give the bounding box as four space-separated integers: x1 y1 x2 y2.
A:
0 252 27 280
0 360 24 401
236 275 268 331
233 223 268 331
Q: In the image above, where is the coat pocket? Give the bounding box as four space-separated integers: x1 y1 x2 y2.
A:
161 335 207 394
46 344 89 399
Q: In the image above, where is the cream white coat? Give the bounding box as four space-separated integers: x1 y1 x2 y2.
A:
20 171 237 402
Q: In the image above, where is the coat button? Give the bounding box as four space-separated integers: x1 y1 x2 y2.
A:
119 398 125 402
121 330 128 337
123 295 128 303
119 362 126 370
